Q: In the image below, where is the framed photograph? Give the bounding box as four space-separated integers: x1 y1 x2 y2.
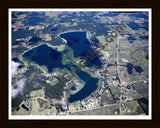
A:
9 8 151 120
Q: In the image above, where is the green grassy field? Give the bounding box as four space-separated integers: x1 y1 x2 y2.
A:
110 86 121 98
123 100 144 115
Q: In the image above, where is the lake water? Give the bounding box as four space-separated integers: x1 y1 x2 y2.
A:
60 31 102 68
60 32 91 57
22 44 64 72
68 70 98 103
23 32 100 102
60 32 100 102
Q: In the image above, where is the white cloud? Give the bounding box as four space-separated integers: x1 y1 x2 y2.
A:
12 79 26 98
11 60 20 75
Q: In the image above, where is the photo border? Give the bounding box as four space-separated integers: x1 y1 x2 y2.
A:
9 8 152 120
0 0 159 128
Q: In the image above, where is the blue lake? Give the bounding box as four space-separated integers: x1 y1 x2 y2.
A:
60 32 91 58
22 44 64 73
68 70 98 103
60 32 101 102
23 32 101 102
60 31 102 68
